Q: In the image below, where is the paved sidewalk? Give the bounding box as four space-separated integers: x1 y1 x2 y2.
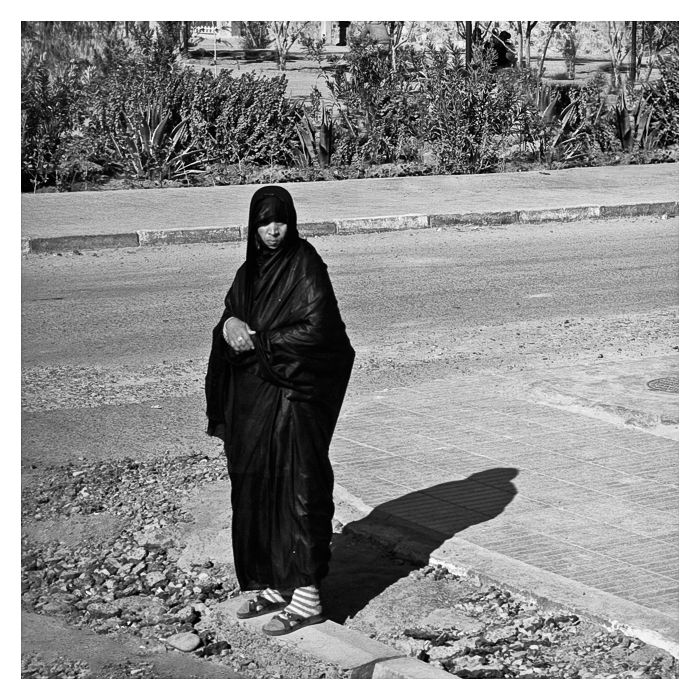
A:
21 163 678 252
331 354 679 655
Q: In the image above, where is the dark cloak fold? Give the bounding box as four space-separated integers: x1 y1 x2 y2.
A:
205 186 355 590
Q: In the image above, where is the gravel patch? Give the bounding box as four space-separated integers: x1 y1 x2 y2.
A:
21 452 344 679
21 652 91 679
346 564 679 679
22 450 679 679
21 360 204 413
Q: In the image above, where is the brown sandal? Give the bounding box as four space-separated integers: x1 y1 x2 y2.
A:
262 610 326 636
236 594 288 619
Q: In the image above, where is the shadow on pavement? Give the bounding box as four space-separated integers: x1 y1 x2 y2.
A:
323 467 518 623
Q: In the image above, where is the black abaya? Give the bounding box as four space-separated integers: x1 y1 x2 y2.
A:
205 186 354 591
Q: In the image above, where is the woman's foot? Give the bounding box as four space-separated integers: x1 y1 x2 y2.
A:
261 585 325 635
262 609 326 636
236 589 291 619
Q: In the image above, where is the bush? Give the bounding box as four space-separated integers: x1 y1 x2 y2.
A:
172 69 298 167
546 75 618 164
421 44 537 173
642 48 679 147
21 32 300 190
325 40 424 165
21 23 679 192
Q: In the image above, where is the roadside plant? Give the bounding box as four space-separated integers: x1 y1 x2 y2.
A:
111 102 204 183
612 89 659 153
292 91 334 168
54 126 104 190
172 69 298 167
641 46 679 147
551 76 617 162
421 43 528 173
557 22 578 79
636 21 678 83
325 39 423 165
242 22 270 49
606 21 631 90
269 21 312 71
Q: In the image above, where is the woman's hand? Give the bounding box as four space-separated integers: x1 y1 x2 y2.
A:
223 317 256 353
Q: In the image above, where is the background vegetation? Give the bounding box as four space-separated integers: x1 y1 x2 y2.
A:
21 21 679 193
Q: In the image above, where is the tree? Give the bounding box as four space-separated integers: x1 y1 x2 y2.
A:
269 21 311 71
155 21 191 61
243 22 270 49
514 22 524 69
537 21 562 79
456 21 473 67
630 21 637 85
638 21 679 83
179 22 191 60
21 21 131 74
523 21 538 69
606 21 631 90
557 22 578 79
382 21 416 72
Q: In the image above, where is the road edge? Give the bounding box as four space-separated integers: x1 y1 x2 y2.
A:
21 201 679 254
332 485 680 660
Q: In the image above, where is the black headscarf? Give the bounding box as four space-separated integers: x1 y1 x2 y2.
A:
245 186 301 318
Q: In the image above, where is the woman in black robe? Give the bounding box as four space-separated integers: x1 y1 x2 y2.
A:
205 185 354 635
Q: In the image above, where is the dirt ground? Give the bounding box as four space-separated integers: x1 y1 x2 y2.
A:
21 452 678 679
21 218 678 678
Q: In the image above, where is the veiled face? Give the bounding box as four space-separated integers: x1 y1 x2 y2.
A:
257 221 288 250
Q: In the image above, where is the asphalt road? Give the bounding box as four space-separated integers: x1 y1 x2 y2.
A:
22 216 678 379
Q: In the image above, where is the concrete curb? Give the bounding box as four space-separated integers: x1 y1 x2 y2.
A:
332 485 680 660
21 200 678 254
216 597 457 679
138 225 242 246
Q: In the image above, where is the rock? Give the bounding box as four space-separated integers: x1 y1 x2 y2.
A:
118 596 167 625
126 547 147 563
143 571 168 589
22 555 38 570
454 661 506 679
172 605 199 624
199 640 231 657
392 637 428 657
103 557 121 574
42 599 74 614
485 625 518 642
165 632 201 653
94 618 121 633
417 608 483 636
428 645 462 662
134 530 175 551
59 569 82 581
452 636 481 653
86 602 122 619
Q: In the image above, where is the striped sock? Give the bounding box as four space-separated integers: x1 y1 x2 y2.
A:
285 585 322 618
260 588 288 604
